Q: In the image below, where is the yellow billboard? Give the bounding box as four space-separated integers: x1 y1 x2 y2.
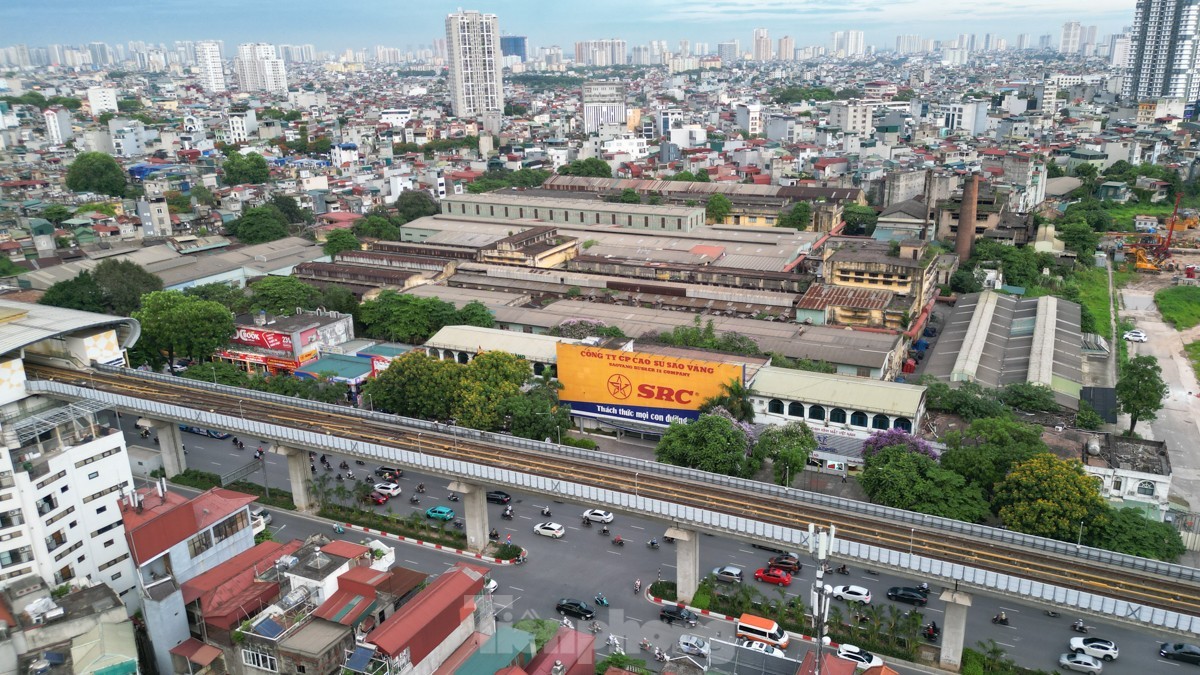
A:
556 344 745 426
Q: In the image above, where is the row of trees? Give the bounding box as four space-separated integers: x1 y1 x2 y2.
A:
359 291 494 344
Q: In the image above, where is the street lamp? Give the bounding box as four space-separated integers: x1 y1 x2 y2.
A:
634 472 639 497
237 400 244 419
909 528 915 556
364 393 373 412
1077 521 1085 548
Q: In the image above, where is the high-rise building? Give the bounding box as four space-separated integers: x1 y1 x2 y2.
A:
717 40 740 63
1060 22 1082 53
752 28 771 61
831 30 865 57
42 107 71 145
582 80 626 134
500 35 528 62
574 39 627 66
1039 34 1054 49
1081 25 1098 54
234 43 286 93
195 40 226 92
1124 0 1200 101
1109 30 1132 67
446 10 504 118
777 36 795 61
86 86 119 114
1017 34 1032 50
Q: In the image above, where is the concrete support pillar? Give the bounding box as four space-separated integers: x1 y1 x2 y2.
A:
667 526 700 602
938 588 973 672
448 480 488 553
150 419 185 478
279 446 313 512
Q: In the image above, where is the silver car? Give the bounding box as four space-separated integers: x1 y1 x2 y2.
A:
712 565 744 583
677 634 710 657
1058 652 1102 674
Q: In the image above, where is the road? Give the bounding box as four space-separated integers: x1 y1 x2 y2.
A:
109 413 1189 675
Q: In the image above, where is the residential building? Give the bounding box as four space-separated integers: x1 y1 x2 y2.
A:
0 583 138 675
445 10 504 118
227 107 258 144
828 99 873 135
1060 22 1083 54
752 28 771 61
500 35 528 62
85 86 118 114
777 36 795 61
831 30 865 57
734 102 763 136
716 40 740 63
195 40 226 92
574 39 627 66
582 80 626 135
234 43 286 93
42 106 71 145
1123 0 1200 101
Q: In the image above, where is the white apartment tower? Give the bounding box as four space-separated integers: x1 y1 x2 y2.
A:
234 42 287 93
1060 22 1082 54
195 40 226 92
1124 0 1200 101
582 81 627 134
831 30 866 57
777 36 795 61
85 86 118 114
42 107 71 145
752 28 771 61
446 10 504 118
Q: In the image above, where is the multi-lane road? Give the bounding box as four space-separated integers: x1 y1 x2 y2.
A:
111 412 1193 675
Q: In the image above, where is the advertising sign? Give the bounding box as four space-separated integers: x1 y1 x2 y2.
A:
233 327 294 351
557 344 744 426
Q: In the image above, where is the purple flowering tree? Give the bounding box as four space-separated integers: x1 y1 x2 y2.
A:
862 428 938 460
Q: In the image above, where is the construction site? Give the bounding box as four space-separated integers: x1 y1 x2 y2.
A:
1101 195 1200 278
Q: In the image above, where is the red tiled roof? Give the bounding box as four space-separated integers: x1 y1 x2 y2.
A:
320 540 371 560
181 539 304 630
122 487 258 565
368 562 488 660
690 244 725 259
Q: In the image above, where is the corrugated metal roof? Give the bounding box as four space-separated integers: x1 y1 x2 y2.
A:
750 366 925 418
0 299 140 359
424 325 581 362
796 284 892 311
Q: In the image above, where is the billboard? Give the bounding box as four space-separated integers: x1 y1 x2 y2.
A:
557 344 744 426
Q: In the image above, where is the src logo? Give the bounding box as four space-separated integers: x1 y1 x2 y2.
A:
607 374 632 399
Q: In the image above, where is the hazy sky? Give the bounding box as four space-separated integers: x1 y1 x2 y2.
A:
0 0 1136 53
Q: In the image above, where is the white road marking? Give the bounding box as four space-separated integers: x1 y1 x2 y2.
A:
509 586 525 592
608 550 623 556
629 525 645 530
405 560 421 566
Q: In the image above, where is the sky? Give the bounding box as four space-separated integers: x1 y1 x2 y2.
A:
0 0 1137 54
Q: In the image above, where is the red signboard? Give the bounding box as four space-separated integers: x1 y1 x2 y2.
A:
233 327 293 351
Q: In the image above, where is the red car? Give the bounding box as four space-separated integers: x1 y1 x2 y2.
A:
754 567 792 586
365 491 388 505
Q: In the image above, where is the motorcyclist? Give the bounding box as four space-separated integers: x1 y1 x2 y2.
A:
649 538 658 548
837 564 848 574
601 524 610 535
489 528 499 539
1073 619 1085 630
613 535 623 545
542 506 551 516
417 483 425 493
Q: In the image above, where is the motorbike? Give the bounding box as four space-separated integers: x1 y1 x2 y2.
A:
639 638 653 652
835 565 850 575
447 493 460 502
416 484 426 493
1044 609 1060 618
633 579 641 594
1071 621 1089 634
409 495 420 505
581 517 592 527
513 554 526 565
560 617 574 630
453 519 464 530
339 461 349 470
336 473 344 482
923 624 941 642
612 536 625 547
595 593 609 607
501 511 514 521
589 621 602 634
489 530 500 541
541 507 552 516
354 459 365 466
991 614 1009 626
647 540 660 550
332 523 345 534
654 648 666 663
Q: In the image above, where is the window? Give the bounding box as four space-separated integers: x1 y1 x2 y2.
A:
787 402 804 417
850 411 868 427
1137 481 1156 496
242 650 278 672
768 399 784 414
212 512 248 542
807 405 825 421
1112 477 1123 493
96 505 106 514
829 408 847 424
872 414 890 430
88 471 99 480
893 417 912 432
188 531 213 558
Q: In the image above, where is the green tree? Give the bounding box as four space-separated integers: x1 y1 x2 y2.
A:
558 158 612 178
1056 220 1100 257
997 382 1060 413
41 204 72 224
181 360 251 387
318 285 359 315
184 283 251 314
706 194 733 223
698 378 756 422
133 291 234 371
92 258 163 316
656 414 755 477
454 351 531 430
842 204 878 236
1086 508 1185 561
189 185 217 207
363 352 462 420
323 229 361 257
456 301 495 328
777 202 811 230
861 445 990 522
498 388 570 442
228 205 289 244
1116 355 1168 435
222 152 270 185
269 194 314 225
1046 160 1065 178
360 291 461 343
65 152 126 197
39 272 107 313
251 373 348 403
756 421 817 485
249 276 321 314
76 201 118 217
353 215 400 240
116 98 143 112
993 454 1108 540
940 417 1049 501
394 190 441 224
618 188 641 204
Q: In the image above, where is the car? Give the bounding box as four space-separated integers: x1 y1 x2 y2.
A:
886 587 928 605
1070 637 1118 662
677 634 710 657
582 509 614 523
768 554 801 572
712 565 744 583
832 585 872 604
1160 642 1200 664
250 506 271 526
533 522 565 538
375 466 403 479
555 598 595 620
660 606 699 627
751 542 796 555
363 491 388 505
1058 652 1103 674
738 640 786 659
374 482 402 497
835 644 883 671
754 567 793 586
1123 330 1148 342
483 578 498 594
179 425 232 439
425 506 455 521
486 490 511 504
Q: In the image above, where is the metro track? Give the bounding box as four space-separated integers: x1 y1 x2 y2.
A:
29 364 1200 617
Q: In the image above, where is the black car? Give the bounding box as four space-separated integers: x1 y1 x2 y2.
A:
375 466 403 478
886 587 928 606
556 598 595 620
768 554 801 572
1161 643 1200 664
487 491 512 504
660 606 699 627
751 542 791 555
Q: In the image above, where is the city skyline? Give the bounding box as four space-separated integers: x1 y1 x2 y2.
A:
1 0 1136 55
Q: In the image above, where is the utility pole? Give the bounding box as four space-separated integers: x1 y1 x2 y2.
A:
808 523 837 675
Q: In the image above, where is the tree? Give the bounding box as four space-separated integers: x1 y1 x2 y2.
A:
454 351 531 430
1086 507 1185 561
756 422 817 485
360 291 464 343
498 389 570 442
222 152 270 185
940 417 1049 501
353 215 400 240
558 158 612 178
860 445 990 522
699 378 756 422
269 194 314 225
618 188 641 204
862 428 938 459
1056 220 1100 257
181 360 251 387
251 373 348 403
65 152 126 197
1046 160 1066 178
777 202 811 230
92 258 162 316
133 291 234 371
39 272 107 313
362 352 462 421
393 190 440 224
249 276 321 314
1116 355 1168 435
456 301 495 328
997 382 1060 413
41 204 72 225
228 205 289 244
190 185 217 207
656 415 755 477
842 204 878 236
323 229 361 257
993 454 1108 540
318 285 359 315
706 194 733 223
184 283 251 314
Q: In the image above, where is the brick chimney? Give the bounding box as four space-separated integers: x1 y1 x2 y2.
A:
954 173 979 261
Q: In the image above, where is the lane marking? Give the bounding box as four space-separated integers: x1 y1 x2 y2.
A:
509 586 525 592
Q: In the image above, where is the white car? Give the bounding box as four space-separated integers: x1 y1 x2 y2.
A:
1059 652 1103 674
533 522 565 538
832 585 872 604
1123 330 1148 342
677 634 710 657
582 509 614 523
1070 637 1119 662
483 578 498 594
374 482 402 497
738 639 786 659
836 644 883 671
